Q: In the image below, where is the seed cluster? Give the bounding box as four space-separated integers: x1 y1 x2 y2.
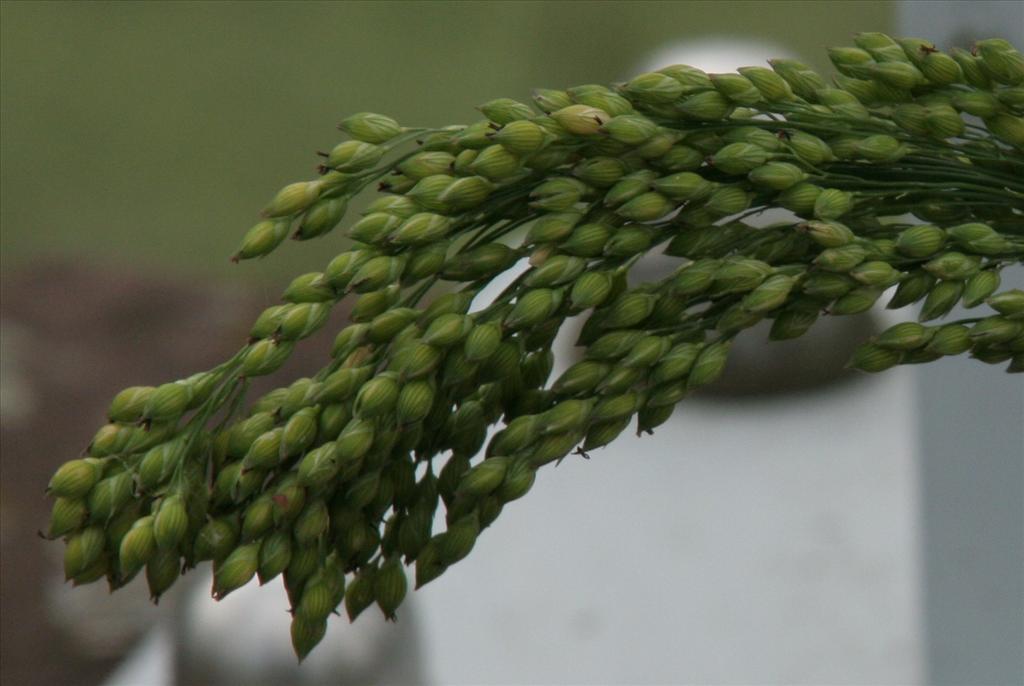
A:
46 33 1023 660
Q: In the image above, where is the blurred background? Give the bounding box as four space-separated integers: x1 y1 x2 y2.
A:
1 1 1021 684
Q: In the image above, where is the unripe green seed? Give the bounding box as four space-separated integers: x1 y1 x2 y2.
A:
601 292 657 329
569 271 614 310
988 290 1024 317
234 219 290 261
396 380 435 425
241 428 284 472
849 344 902 372
338 112 401 143
119 517 157 578
493 120 548 154
194 517 239 563
737 65 794 101
263 181 321 218
800 220 855 248
682 340 730 390
677 90 732 120
813 188 854 220
354 375 400 419
705 185 751 216
963 270 1001 308
653 172 713 201
925 324 972 355
920 280 965 321
346 566 378 620
86 471 134 523
946 223 1010 256
294 499 329 545
551 104 610 135
153 494 188 550
924 252 982 280
47 497 88 539
64 525 105 579
48 458 103 499
213 542 260 600
851 261 902 288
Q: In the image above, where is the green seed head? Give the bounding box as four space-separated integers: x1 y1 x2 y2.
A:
849 344 902 373
677 90 732 121
687 340 732 389
338 112 402 143
737 66 794 101
47 497 88 539
850 261 902 288
709 72 762 106
48 458 103 499
234 219 290 261
492 119 548 155
920 280 965 321
151 494 188 551
813 188 854 220
551 104 610 135
962 270 1001 308
478 97 533 125
924 324 972 355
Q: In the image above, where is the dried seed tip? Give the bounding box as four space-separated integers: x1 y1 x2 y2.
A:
263 180 322 218
338 112 401 144
849 344 902 373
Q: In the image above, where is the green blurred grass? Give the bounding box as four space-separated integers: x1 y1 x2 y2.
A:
1 0 892 284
